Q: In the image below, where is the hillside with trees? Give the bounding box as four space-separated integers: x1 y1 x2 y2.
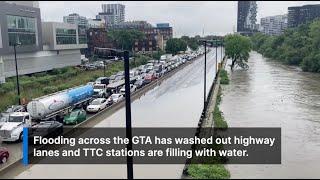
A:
251 19 320 73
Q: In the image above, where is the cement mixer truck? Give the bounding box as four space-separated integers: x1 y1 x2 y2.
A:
0 85 94 142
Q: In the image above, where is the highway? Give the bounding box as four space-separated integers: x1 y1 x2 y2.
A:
0 48 222 179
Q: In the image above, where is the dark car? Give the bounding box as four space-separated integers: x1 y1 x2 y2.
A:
28 121 63 144
0 147 9 164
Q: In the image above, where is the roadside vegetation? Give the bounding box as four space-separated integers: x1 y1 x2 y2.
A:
0 55 151 112
188 164 230 179
213 87 228 128
219 69 229 85
224 34 252 70
251 19 320 73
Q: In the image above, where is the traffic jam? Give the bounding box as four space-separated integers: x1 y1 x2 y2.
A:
0 49 205 164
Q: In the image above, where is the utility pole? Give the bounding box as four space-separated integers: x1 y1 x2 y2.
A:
204 41 207 112
124 50 134 179
215 40 218 74
13 43 21 105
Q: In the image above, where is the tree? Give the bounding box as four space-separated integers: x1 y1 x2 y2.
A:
107 29 145 51
180 36 199 51
165 38 187 55
224 34 251 70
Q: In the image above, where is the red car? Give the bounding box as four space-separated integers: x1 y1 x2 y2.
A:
0 147 9 164
144 73 157 83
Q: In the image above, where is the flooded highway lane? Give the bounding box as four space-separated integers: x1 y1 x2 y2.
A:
2 48 223 179
222 52 320 178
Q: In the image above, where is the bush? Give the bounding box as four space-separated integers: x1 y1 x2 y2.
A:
36 75 56 84
57 84 71 91
220 70 229 85
188 164 230 179
0 82 15 94
43 86 59 94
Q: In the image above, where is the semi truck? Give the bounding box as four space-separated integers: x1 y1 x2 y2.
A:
0 85 94 142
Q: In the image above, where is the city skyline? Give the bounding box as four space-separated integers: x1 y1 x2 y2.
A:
39 1 320 37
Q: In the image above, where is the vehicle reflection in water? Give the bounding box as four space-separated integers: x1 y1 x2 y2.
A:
222 52 320 179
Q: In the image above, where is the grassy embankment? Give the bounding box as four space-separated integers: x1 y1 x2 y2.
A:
187 69 230 179
0 55 151 112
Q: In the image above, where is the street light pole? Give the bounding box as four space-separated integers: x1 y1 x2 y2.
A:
215 40 218 75
124 50 134 179
203 40 207 112
13 43 21 105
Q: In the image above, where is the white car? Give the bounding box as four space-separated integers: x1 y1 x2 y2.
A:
86 98 108 113
120 84 137 94
107 94 124 103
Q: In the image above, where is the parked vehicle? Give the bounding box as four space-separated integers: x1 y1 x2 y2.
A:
94 61 105 69
0 112 33 142
107 94 124 103
63 108 87 125
84 64 97 71
120 84 137 94
26 84 94 121
86 98 108 113
0 147 9 164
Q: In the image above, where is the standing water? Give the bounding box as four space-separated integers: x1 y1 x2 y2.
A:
221 52 320 178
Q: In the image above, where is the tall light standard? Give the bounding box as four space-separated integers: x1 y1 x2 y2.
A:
123 50 133 179
215 40 218 75
13 42 21 105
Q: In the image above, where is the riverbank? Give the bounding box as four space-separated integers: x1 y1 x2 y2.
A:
0 55 151 112
221 51 320 178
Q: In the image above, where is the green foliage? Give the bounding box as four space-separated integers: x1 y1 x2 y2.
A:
130 55 152 67
188 164 230 179
107 29 145 51
214 87 228 128
165 38 187 55
181 36 199 51
43 86 59 94
224 34 251 70
151 50 166 60
251 19 320 73
219 69 229 85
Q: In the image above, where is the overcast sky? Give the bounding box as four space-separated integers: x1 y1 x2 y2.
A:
39 1 320 37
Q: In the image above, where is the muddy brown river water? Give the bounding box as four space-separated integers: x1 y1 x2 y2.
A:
222 52 320 179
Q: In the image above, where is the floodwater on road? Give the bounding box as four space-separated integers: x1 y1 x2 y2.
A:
2 48 223 179
221 52 320 179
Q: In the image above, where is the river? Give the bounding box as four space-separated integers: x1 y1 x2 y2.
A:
1 48 223 179
222 51 320 178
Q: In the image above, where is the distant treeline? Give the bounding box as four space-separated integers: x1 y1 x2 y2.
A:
251 19 320 73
